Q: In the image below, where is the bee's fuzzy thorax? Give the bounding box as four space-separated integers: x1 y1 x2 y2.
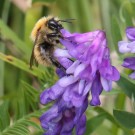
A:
30 17 47 42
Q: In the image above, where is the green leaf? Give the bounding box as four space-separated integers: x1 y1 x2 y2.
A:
0 19 30 58
0 102 10 131
26 120 42 130
111 16 122 53
14 95 27 120
22 81 39 99
0 53 44 79
117 73 135 99
76 0 92 32
2 123 29 135
94 107 133 134
21 81 39 111
123 8 133 26
113 109 135 129
86 113 106 134
114 93 126 110
1 108 47 135
0 0 5 17
94 107 118 125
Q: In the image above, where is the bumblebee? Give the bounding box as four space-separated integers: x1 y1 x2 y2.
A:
30 16 73 69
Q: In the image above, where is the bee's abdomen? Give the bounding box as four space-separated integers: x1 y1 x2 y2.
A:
34 41 55 66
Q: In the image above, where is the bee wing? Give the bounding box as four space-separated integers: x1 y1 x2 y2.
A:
30 45 36 69
30 31 39 69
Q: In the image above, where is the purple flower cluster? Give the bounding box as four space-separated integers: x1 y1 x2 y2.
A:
40 29 120 134
118 27 135 79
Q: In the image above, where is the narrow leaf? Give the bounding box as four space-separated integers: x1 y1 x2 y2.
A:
117 73 135 99
0 53 44 79
123 7 133 26
94 107 133 134
113 109 135 129
26 120 42 130
0 102 10 131
111 16 122 54
86 113 106 134
0 19 30 57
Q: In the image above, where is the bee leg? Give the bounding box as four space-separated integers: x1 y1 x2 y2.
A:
50 57 66 71
47 32 63 38
68 58 74 62
47 33 57 38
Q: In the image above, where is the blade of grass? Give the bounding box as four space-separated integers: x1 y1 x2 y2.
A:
0 52 44 79
0 19 30 58
0 0 11 97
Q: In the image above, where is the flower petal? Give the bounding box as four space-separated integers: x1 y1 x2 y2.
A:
58 75 78 87
129 71 135 79
88 31 106 54
126 27 135 41
79 31 106 62
76 114 86 135
118 41 130 53
78 80 85 95
90 72 103 106
62 85 73 102
127 41 135 53
67 30 100 43
110 66 120 81
99 48 120 81
66 60 80 74
57 57 73 69
60 109 75 134
56 68 66 78
40 82 65 104
74 97 88 123
83 82 92 96
40 104 59 125
54 48 72 58
40 89 53 104
60 39 78 58
71 93 85 107
78 64 93 81
74 63 86 78
100 76 112 91
122 57 135 70
60 29 72 37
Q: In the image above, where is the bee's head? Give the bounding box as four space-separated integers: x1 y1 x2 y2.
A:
47 18 63 31
30 16 63 42
30 16 75 42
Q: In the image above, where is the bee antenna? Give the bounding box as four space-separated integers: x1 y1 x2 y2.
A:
58 18 76 23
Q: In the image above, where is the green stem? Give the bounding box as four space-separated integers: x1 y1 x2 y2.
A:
0 0 10 96
99 0 113 49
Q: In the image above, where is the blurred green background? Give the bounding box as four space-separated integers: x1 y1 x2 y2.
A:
0 0 135 135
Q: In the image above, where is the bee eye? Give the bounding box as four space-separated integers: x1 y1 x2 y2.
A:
48 20 57 30
48 19 63 31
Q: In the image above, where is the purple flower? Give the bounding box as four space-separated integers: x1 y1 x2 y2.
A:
40 74 88 107
118 27 135 79
40 97 88 135
118 27 135 53
55 29 120 105
40 29 120 134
